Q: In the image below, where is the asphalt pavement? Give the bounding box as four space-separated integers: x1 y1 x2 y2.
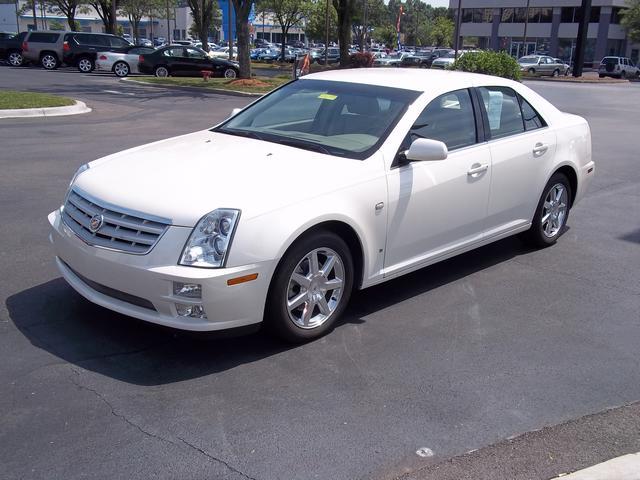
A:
1 66 639 480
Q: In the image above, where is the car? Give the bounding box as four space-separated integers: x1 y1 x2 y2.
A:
209 46 237 59
95 46 155 77
0 31 27 66
171 40 193 46
49 69 594 343
430 50 479 69
399 52 430 68
373 51 410 67
136 38 153 48
259 47 296 63
21 30 66 69
62 32 132 72
138 45 239 78
598 56 640 79
518 55 567 77
316 47 340 64
422 48 453 68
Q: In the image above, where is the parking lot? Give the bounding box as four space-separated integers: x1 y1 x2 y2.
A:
1 65 639 480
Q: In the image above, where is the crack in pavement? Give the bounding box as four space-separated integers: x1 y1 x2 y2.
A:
67 366 258 480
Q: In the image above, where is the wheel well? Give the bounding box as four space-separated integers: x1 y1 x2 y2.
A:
289 221 365 290
40 50 58 59
555 165 578 207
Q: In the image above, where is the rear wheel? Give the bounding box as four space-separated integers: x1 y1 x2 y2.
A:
40 53 58 70
620 70 626 79
154 65 169 77
8 51 23 67
77 57 94 73
520 172 572 248
265 231 354 343
552 69 560 77
113 61 130 77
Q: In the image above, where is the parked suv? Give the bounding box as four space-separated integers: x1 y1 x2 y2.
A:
21 30 66 69
598 56 640 79
63 32 132 72
0 31 27 66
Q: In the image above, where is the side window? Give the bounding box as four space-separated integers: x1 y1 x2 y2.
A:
186 47 206 59
478 86 524 139
405 89 477 151
163 48 184 57
109 37 130 48
518 95 546 131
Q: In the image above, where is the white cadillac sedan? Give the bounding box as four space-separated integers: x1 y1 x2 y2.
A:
48 69 594 342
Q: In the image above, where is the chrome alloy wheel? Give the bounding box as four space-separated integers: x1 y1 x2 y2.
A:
114 62 129 77
286 248 345 329
224 68 237 78
41 54 57 69
78 58 92 72
541 183 568 238
155 66 169 77
8 52 22 66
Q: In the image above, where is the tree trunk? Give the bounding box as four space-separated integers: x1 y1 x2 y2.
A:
109 0 117 34
337 12 350 67
67 13 76 31
32 1 38 30
280 25 290 62
234 10 250 78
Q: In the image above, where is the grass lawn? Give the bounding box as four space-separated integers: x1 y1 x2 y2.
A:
0 90 76 109
134 76 290 94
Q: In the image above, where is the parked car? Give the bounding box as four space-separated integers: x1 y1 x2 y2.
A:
518 55 567 77
49 69 594 342
208 46 236 59
258 47 295 63
63 32 132 72
315 47 340 64
0 31 27 66
373 51 410 67
598 56 640 79
95 46 155 77
138 45 239 78
400 52 431 68
171 40 193 46
422 48 453 68
21 30 66 69
136 38 153 48
431 50 479 69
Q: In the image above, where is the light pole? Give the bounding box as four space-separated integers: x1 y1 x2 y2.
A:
522 0 531 57
454 0 462 57
324 0 329 65
228 0 234 59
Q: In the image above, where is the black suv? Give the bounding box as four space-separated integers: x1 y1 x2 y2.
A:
63 32 132 72
0 32 27 66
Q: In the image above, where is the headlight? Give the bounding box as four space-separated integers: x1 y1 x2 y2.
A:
179 209 240 268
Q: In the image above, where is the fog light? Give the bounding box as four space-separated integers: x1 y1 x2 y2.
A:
176 303 207 319
173 282 202 299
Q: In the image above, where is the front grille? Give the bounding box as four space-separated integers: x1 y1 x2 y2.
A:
62 189 169 254
64 261 156 311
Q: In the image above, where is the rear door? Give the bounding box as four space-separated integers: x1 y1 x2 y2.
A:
477 86 557 238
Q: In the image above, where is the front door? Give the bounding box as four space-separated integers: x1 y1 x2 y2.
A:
384 88 492 277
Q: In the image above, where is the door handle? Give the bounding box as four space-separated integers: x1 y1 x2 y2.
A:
533 142 548 156
467 163 489 176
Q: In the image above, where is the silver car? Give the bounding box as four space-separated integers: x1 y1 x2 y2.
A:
95 46 155 77
519 55 566 77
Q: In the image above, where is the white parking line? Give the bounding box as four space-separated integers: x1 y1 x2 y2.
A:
101 90 136 96
555 452 640 480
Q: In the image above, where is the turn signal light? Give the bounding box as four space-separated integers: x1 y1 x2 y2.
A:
227 273 258 286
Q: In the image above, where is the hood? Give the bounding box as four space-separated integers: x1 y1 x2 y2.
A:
74 130 372 227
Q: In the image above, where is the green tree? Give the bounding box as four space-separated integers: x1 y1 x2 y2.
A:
232 0 253 78
372 24 396 47
621 0 640 42
305 0 337 43
257 0 311 60
429 15 454 47
187 0 221 51
49 0 84 30
89 0 121 34
120 0 162 42
332 0 357 66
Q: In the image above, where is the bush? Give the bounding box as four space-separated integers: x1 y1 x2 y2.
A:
450 50 521 81
347 52 374 68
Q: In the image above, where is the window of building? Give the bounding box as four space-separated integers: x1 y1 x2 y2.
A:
514 8 527 23
539 7 552 23
589 6 601 22
501 8 514 23
561 7 576 23
611 7 622 24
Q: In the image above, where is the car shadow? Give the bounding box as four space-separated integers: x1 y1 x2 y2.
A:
7 236 532 386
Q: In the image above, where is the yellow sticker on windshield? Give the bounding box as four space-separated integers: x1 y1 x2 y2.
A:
318 93 337 100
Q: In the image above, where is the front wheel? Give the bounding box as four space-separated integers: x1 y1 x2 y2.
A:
154 65 169 77
113 61 130 77
223 67 237 79
265 231 354 343
528 68 535 75
552 69 560 77
40 53 58 70
77 57 94 73
520 173 572 248
8 51 23 66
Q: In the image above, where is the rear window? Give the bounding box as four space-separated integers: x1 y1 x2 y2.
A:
601 57 619 65
28 32 60 43
109 36 130 48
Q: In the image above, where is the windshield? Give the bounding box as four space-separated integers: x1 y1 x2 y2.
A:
214 79 420 160
387 53 402 59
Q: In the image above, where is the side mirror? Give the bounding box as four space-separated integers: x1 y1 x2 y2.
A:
404 138 448 162
230 107 242 117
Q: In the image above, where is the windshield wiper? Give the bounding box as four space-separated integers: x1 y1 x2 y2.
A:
273 138 331 155
216 128 265 141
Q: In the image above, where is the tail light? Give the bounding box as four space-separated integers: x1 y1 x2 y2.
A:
22 41 28 51
63 41 70 52
99 55 107 60
138 55 144 63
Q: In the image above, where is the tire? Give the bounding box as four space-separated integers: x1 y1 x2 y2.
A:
265 231 354 343
620 70 626 79
8 51 23 67
40 53 58 70
223 67 237 79
520 172 572 248
77 57 94 73
599 74 605 78
113 61 130 77
552 69 560 77
154 65 169 77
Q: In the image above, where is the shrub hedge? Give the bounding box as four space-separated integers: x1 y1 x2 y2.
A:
450 50 521 81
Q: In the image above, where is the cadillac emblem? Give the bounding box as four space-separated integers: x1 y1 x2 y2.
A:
89 214 104 233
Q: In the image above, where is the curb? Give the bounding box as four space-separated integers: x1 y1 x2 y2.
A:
120 77 264 97
0 100 91 119
522 76 629 84
553 452 640 479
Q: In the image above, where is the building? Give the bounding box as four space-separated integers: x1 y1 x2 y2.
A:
450 0 639 66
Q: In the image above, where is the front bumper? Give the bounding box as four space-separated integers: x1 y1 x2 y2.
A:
48 208 272 331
